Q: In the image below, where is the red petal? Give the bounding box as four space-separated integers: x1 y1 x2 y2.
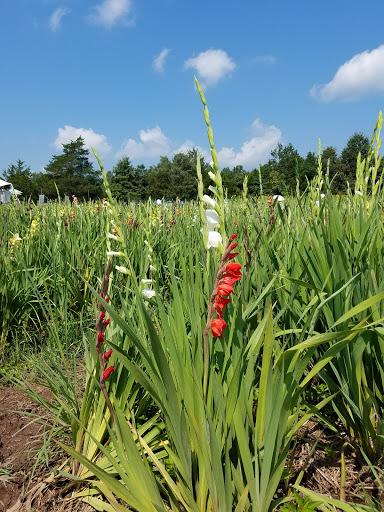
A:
226 262 242 272
103 349 113 360
102 366 115 380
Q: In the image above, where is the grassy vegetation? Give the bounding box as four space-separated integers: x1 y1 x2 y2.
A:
1 99 384 510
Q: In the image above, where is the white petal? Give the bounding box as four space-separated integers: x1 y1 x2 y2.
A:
355 191 363 197
273 195 285 201
142 287 156 299
205 209 220 228
207 230 222 249
208 171 216 181
107 232 118 240
116 265 129 274
141 279 153 284
202 195 217 208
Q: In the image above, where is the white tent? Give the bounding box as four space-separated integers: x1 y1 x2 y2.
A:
0 179 21 203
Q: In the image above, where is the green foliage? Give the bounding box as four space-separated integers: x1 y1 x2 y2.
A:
44 136 102 199
109 156 147 202
3 159 36 198
341 132 370 186
280 490 322 512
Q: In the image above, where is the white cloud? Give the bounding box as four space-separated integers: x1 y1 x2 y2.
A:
54 126 112 158
253 55 277 64
172 141 210 160
153 48 170 73
184 49 236 87
116 120 281 170
49 7 71 32
217 119 282 169
89 0 133 28
116 126 171 160
311 45 384 102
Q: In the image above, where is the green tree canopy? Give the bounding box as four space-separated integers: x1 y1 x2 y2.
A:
109 157 147 202
341 133 370 187
44 137 102 199
3 160 36 198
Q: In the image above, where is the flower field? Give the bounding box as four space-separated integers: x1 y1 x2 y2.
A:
1 95 384 511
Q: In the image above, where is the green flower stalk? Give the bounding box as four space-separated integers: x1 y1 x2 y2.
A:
195 77 227 249
92 148 131 277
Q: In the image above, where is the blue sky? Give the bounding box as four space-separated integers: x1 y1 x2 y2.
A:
1 0 384 176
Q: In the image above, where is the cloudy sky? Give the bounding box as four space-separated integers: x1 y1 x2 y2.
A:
1 0 384 174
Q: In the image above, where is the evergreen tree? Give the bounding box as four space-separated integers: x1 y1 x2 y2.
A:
3 160 36 198
44 137 102 199
341 133 370 188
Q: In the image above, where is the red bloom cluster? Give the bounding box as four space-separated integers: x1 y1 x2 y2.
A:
209 235 242 339
97 292 114 381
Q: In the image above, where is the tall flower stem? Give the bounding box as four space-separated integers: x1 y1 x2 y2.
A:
96 259 115 424
202 235 241 400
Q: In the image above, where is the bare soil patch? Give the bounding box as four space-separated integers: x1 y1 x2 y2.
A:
0 384 90 512
1 384 383 511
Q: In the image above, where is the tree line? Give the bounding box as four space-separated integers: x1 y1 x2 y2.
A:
1 132 378 202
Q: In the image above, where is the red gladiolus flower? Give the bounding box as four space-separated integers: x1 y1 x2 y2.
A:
99 311 106 321
215 296 231 310
217 283 234 296
230 234 238 240
230 243 238 250
102 366 115 380
226 262 242 273
211 318 227 338
227 252 239 260
97 332 105 344
104 318 110 327
220 276 239 286
103 349 113 361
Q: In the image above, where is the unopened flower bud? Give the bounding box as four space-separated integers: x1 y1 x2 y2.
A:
102 366 115 380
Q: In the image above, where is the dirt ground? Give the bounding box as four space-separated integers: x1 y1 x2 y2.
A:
0 384 383 511
0 384 91 512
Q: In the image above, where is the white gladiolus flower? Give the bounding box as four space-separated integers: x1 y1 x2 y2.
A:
116 265 129 274
107 251 121 257
202 195 217 208
156 199 162 205
273 195 285 202
142 287 156 299
355 191 363 197
208 171 216 181
205 209 220 228
149 265 157 273
207 230 222 248
141 279 153 284
107 232 118 240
